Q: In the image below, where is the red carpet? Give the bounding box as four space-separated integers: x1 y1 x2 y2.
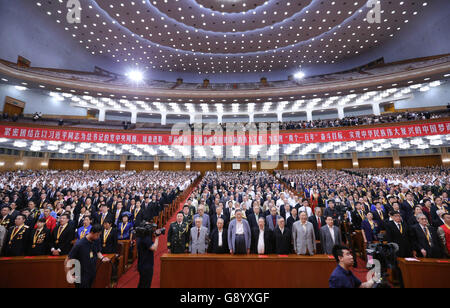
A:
116 184 198 288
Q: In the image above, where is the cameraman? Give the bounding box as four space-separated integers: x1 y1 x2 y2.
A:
136 223 160 288
329 244 375 288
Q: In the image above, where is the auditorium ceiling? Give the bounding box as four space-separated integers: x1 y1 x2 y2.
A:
32 0 432 75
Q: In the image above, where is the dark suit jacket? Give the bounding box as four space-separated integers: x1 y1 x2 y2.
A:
208 228 229 254
273 227 292 254
308 215 325 240
371 209 387 229
94 212 114 226
210 214 228 232
247 213 264 231
411 224 442 258
384 221 412 258
100 228 118 254
51 224 75 255
401 200 416 220
250 227 273 254
132 208 145 227
287 215 299 231
351 211 365 230
29 228 51 256
143 204 159 222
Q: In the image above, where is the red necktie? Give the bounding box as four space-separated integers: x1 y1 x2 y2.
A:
318 217 321 229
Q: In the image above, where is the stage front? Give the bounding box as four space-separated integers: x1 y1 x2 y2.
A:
160 254 336 288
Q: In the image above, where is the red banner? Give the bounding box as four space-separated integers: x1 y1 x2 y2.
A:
0 122 449 146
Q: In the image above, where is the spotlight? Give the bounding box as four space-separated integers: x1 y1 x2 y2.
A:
126 70 144 83
294 71 305 80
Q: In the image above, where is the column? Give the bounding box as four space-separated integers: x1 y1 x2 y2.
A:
98 109 106 122
186 158 191 171
190 114 195 125
217 114 223 124
338 107 345 120
249 113 254 123
83 154 90 170
41 152 50 169
392 150 401 168
316 154 322 170
441 147 450 167
154 156 159 170
161 113 167 126
216 158 222 171
277 112 283 122
352 152 359 168
372 103 381 116
131 112 137 124
283 155 289 170
252 158 257 171
306 109 313 122
120 155 127 171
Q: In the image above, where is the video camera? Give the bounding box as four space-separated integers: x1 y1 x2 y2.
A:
366 242 399 288
134 223 166 238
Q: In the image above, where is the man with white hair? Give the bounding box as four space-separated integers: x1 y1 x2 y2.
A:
189 217 209 254
193 205 210 232
411 214 441 258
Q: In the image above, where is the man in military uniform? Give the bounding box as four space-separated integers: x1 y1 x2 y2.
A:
0 206 12 229
182 204 193 228
29 218 51 256
3 214 31 256
167 212 189 254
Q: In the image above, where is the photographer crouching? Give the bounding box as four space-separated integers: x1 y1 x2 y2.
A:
134 222 165 288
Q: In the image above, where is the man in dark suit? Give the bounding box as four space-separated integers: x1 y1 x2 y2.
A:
371 202 387 230
251 217 273 254
351 202 365 231
210 205 228 232
248 204 264 231
411 214 442 258
95 204 113 226
273 217 292 254
51 213 75 256
385 211 412 258
430 197 448 221
401 193 416 223
100 220 118 254
208 218 228 254
309 207 325 241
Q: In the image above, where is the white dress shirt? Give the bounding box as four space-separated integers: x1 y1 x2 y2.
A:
257 229 265 254
218 229 223 247
236 220 244 235
328 225 335 244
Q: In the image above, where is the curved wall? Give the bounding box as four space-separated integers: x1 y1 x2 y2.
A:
0 0 449 83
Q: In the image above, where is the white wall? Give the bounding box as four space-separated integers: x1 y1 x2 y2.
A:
0 84 86 116
395 82 450 109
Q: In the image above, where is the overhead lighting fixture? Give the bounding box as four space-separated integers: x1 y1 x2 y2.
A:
294 71 305 80
14 86 27 91
126 70 144 82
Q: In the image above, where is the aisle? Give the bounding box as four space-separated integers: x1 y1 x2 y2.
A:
115 186 197 288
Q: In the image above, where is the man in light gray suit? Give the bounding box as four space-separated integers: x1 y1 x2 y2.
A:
228 210 251 254
320 216 343 255
189 217 209 254
193 205 210 232
292 212 316 255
